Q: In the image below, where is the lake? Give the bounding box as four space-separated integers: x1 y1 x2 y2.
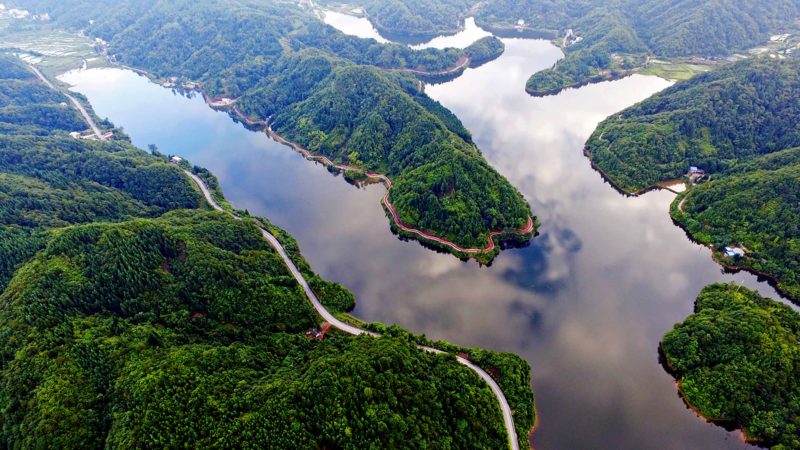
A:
59 20 782 450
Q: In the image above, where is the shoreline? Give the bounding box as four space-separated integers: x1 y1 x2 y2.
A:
584 143 796 304
658 344 766 448
85 63 533 262
527 71 634 98
185 169 524 450
224 106 536 261
582 146 682 197
669 191 796 304
386 55 472 78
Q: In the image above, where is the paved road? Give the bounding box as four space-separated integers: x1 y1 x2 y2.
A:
28 64 107 141
256 121 535 256
184 169 520 450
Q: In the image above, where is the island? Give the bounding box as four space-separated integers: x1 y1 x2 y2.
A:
0 53 536 449
661 284 800 450
11 0 534 262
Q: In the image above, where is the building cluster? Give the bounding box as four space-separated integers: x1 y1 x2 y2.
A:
0 4 49 20
564 29 583 46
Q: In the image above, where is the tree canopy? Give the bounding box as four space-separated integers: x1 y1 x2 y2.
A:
586 57 800 192
11 0 533 257
0 50 536 449
662 284 800 449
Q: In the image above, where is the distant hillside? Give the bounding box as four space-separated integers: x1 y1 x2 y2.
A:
309 0 800 95
476 0 800 95
316 0 472 42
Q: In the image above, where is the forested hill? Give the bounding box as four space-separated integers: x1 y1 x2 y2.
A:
585 57 800 193
479 0 800 96
0 55 201 290
0 212 525 449
0 53 537 448
309 0 800 95
12 0 533 258
584 57 800 300
316 0 472 42
661 284 800 449
671 147 800 300
237 51 530 248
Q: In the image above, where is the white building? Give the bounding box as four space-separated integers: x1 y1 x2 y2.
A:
724 247 746 258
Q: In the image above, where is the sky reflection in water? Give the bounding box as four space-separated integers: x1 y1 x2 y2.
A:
59 28 778 449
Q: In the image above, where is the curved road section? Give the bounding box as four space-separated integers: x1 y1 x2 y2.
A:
184 170 520 450
28 65 107 141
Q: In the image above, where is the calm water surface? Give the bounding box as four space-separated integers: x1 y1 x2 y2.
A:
323 12 489 49
322 10 390 44
60 31 785 450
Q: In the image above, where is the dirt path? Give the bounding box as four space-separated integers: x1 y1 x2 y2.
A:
678 194 689 212
184 169 521 450
227 107 534 256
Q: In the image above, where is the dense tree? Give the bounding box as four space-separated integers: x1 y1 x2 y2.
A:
671 147 800 299
0 51 536 449
586 58 800 192
585 57 800 300
0 55 201 289
662 284 800 449
316 0 472 42
464 36 506 67
474 0 800 95
12 0 533 257
239 55 531 248
0 213 518 449
306 0 800 95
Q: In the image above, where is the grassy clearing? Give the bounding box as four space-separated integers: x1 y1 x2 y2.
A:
637 60 713 81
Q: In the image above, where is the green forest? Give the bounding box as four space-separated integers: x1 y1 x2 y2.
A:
0 52 536 449
303 0 800 95
0 212 520 449
661 284 800 449
238 51 530 249
0 55 201 290
671 147 800 299
11 0 533 257
585 57 800 300
482 0 800 96
586 58 800 192
464 36 506 67
316 0 472 43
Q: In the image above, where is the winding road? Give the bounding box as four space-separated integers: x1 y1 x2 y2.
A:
228 107 535 256
28 64 107 141
184 170 520 450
